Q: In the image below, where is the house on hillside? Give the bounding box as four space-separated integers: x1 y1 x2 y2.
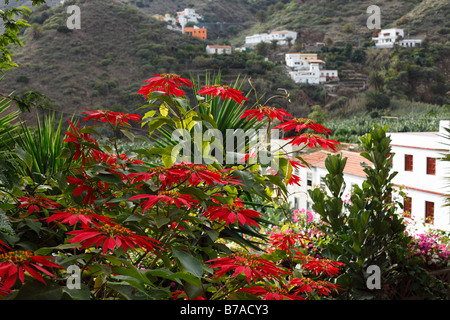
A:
245 30 297 47
372 28 422 48
177 8 203 29
287 59 338 84
206 45 232 55
183 26 207 40
388 120 450 232
285 53 319 70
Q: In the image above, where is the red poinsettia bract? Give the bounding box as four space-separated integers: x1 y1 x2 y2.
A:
207 253 288 283
287 133 340 151
82 109 141 126
128 191 199 210
238 285 305 300
17 196 60 214
45 208 113 227
275 118 332 135
138 73 193 97
270 231 308 252
241 106 292 122
67 170 109 206
197 84 249 105
204 199 261 228
127 163 241 189
288 277 340 296
63 120 99 165
300 256 345 277
0 250 63 292
67 222 162 254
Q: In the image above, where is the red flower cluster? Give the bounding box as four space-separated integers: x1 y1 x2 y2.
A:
127 162 242 189
207 253 288 283
63 120 99 165
299 255 345 277
0 250 62 294
138 73 193 97
82 109 141 126
45 207 112 227
270 231 308 251
129 191 199 210
275 117 331 134
238 285 305 300
197 84 249 105
17 196 60 214
68 222 162 254
288 277 340 296
67 170 109 206
241 106 292 122
288 133 340 151
204 199 261 228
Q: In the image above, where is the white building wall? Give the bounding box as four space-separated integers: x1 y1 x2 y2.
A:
245 30 297 47
389 120 450 232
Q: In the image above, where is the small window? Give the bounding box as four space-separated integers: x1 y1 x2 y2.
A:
405 154 413 171
425 201 434 224
307 172 312 187
320 176 325 189
294 197 299 209
403 196 412 218
426 157 436 175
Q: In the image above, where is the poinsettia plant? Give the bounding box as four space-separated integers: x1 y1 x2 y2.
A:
0 73 343 300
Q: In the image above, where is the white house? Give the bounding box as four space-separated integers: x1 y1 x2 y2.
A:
288 60 338 84
372 28 422 48
288 149 371 211
397 39 423 48
285 53 319 70
206 45 232 55
245 30 297 47
389 120 450 232
177 8 203 27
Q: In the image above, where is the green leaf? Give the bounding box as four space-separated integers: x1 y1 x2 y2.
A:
12 278 63 300
172 248 203 278
15 144 33 169
63 283 91 300
154 216 170 228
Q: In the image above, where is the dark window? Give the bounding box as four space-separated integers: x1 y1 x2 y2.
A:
426 157 436 175
425 201 434 224
405 154 413 171
404 196 412 218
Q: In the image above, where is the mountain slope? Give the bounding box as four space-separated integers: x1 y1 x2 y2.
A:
231 0 448 47
1 0 205 117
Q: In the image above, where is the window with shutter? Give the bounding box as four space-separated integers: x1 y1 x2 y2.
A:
404 154 413 171
425 201 434 224
404 196 412 218
426 157 436 175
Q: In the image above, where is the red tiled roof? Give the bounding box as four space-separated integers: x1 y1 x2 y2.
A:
301 150 372 177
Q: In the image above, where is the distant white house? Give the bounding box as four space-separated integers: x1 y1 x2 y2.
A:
285 53 320 70
245 30 297 47
287 59 338 84
206 45 232 55
389 120 450 232
372 28 422 48
177 8 203 29
160 8 203 32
